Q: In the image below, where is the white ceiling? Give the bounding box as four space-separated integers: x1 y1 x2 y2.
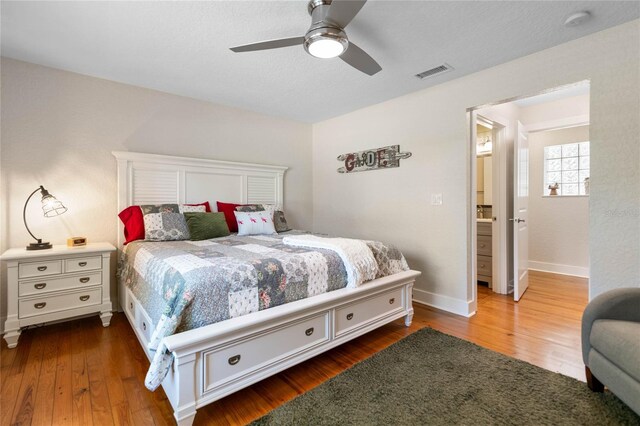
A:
1 1 638 123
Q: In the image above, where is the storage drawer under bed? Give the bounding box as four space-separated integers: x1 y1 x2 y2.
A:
124 289 153 346
202 312 330 394
334 286 404 337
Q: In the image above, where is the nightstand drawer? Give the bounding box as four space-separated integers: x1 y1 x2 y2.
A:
19 272 102 297
19 288 102 319
18 260 62 279
65 256 102 273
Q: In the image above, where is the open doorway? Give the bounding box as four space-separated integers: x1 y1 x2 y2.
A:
470 81 591 308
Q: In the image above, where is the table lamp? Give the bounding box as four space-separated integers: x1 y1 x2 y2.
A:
23 185 67 250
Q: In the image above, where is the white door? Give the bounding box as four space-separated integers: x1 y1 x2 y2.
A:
513 121 529 301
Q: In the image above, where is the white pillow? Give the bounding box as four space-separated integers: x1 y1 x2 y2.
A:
234 211 277 236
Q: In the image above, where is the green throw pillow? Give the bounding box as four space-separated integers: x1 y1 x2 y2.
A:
183 212 230 241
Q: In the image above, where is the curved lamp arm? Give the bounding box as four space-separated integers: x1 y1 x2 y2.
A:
23 186 45 243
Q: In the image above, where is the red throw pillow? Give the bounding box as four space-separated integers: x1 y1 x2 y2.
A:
118 206 145 244
184 201 212 212
216 201 244 232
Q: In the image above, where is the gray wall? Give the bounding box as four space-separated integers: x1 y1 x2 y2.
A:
0 58 313 326
312 20 640 313
528 126 590 277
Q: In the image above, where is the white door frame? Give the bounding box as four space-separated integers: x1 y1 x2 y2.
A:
467 80 591 312
469 112 510 298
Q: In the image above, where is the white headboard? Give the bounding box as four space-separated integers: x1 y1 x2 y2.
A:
113 151 288 247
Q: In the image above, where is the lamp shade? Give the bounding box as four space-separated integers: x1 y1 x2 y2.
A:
42 193 67 217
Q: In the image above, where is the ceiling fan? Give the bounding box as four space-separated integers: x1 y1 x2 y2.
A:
230 0 381 76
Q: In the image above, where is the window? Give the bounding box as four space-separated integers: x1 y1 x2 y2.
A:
543 141 590 196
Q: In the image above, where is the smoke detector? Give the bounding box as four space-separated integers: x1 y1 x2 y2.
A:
564 11 591 27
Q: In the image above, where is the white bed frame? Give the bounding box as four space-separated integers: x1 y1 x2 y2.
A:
113 151 420 425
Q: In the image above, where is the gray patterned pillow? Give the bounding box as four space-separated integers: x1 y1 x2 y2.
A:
273 211 291 232
235 204 265 212
141 204 190 241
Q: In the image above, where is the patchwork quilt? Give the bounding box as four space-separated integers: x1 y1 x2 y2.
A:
118 231 409 390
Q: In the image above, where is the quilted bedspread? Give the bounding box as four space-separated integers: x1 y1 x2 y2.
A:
118 231 409 390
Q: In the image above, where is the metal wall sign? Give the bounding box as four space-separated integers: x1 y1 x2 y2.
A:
337 145 412 174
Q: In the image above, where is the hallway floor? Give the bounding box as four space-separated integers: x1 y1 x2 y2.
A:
446 270 588 382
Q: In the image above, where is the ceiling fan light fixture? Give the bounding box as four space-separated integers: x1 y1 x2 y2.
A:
308 38 345 58
230 0 380 75
304 27 348 59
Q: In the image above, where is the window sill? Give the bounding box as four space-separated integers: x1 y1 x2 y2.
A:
542 195 589 198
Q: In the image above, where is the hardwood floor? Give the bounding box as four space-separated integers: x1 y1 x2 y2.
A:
0 270 588 425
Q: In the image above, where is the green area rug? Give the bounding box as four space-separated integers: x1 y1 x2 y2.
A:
253 327 639 425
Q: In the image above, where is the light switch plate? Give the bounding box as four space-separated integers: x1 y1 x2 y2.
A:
431 193 443 205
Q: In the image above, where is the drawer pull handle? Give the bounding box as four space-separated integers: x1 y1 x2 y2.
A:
389 298 395 304
142 322 146 331
79 295 90 301
79 277 90 283
228 355 241 366
34 302 46 309
305 327 314 336
34 283 47 290
37 266 47 271
346 313 354 321
78 262 87 267
480 244 485 248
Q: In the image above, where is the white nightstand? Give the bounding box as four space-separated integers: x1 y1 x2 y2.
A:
1 242 116 348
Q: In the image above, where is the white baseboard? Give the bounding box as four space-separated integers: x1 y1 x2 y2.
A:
528 260 589 278
412 288 475 317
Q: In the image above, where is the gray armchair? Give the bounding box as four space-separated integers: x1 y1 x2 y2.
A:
582 288 640 415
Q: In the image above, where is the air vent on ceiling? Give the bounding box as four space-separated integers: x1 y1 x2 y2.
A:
415 63 453 80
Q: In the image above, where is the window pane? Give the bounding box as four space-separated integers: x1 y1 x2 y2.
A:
563 183 579 195
580 156 590 170
545 145 562 159
562 171 579 183
579 142 590 156
546 171 561 185
547 159 561 171
562 157 579 170
542 142 590 197
562 143 579 157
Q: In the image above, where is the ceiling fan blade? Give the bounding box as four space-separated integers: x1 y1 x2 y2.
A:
340 42 381 76
230 36 304 53
325 0 367 28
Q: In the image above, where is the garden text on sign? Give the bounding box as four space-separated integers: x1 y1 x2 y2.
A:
337 145 412 173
